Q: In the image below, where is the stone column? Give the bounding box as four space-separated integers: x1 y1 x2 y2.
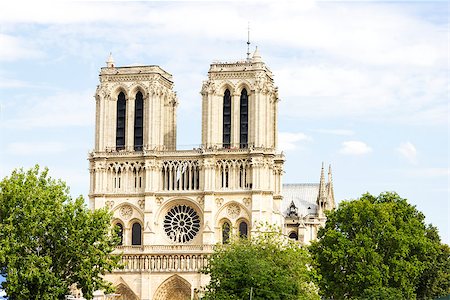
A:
126 95 135 150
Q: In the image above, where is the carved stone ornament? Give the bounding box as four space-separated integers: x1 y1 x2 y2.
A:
215 198 224 207
120 205 133 220
243 198 251 207
197 196 204 206
105 200 115 209
138 199 145 209
227 204 241 219
156 197 164 206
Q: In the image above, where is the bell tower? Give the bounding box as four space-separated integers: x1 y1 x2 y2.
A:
201 48 279 150
94 54 178 153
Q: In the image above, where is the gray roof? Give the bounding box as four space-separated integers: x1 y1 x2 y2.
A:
282 184 319 217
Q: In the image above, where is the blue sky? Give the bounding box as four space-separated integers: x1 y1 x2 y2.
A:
0 0 448 245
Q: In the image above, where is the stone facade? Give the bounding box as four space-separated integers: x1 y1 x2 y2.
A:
89 51 334 300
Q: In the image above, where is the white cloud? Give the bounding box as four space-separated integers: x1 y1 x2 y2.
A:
396 142 418 164
1 2 445 127
0 34 42 62
6 142 66 156
0 90 94 129
406 167 449 178
314 129 354 136
278 132 312 151
340 141 372 155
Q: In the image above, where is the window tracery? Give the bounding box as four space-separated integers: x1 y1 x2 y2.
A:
239 221 248 238
161 160 200 191
163 205 200 243
132 222 142 245
239 88 248 148
216 159 252 189
222 221 231 244
223 89 231 148
134 91 144 151
116 92 126 150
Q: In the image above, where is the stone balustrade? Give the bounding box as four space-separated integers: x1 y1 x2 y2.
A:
115 244 214 253
117 254 209 273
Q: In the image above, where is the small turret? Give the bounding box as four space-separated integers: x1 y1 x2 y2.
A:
251 46 262 63
287 200 298 217
106 52 115 68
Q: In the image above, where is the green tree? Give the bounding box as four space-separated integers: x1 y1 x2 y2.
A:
0 166 120 300
201 224 320 300
309 192 450 300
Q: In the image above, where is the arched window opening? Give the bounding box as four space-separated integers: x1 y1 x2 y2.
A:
239 165 245 189
221 166 229 189
239 221 248 238
240 88 248 148
222 222 231 244
132 222 142 245
223 89 231 148
134 91 144 151
289 232 298 241
115 223 123 245
116 92 126 150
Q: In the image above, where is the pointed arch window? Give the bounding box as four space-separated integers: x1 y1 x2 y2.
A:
239 221 248 238
131 222 142 245
134 91 144 151
222 221 231 244
116 92 126 150
289 232 298 240
115 223 123 245
223 89 231 148
239 88 248 148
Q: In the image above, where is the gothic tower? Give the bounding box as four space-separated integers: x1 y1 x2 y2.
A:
94 53 177 154
201 47 278 150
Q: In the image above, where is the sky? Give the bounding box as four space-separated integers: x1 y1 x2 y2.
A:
0 0 448 247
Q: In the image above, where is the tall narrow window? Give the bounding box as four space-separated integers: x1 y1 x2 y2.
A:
134 91 143 151
222 221 231 244
240 88 248 148
115 223 123 245
223 89 231 148
132 222 142 245
116 92 126 150
239 221 248 238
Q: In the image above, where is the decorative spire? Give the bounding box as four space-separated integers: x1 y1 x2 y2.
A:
328 164 333 186
252 46 262 63
317 162 327 216
327 164 336 209
318 162 326 197
106 52 115 68
246 22 251 62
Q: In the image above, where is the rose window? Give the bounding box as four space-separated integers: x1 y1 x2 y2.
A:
163 205 200 243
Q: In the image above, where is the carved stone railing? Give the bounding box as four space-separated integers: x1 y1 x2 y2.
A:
117 254 209 273
115 244 214 253
89 145 283 158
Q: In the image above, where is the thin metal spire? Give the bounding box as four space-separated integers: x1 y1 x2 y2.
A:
246 22 251 61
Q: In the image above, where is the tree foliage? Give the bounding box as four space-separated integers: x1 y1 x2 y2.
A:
309 192 450 300
201 224 320 300
0 166 120 300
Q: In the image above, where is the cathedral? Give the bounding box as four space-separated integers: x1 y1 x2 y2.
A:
89 49 335 300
